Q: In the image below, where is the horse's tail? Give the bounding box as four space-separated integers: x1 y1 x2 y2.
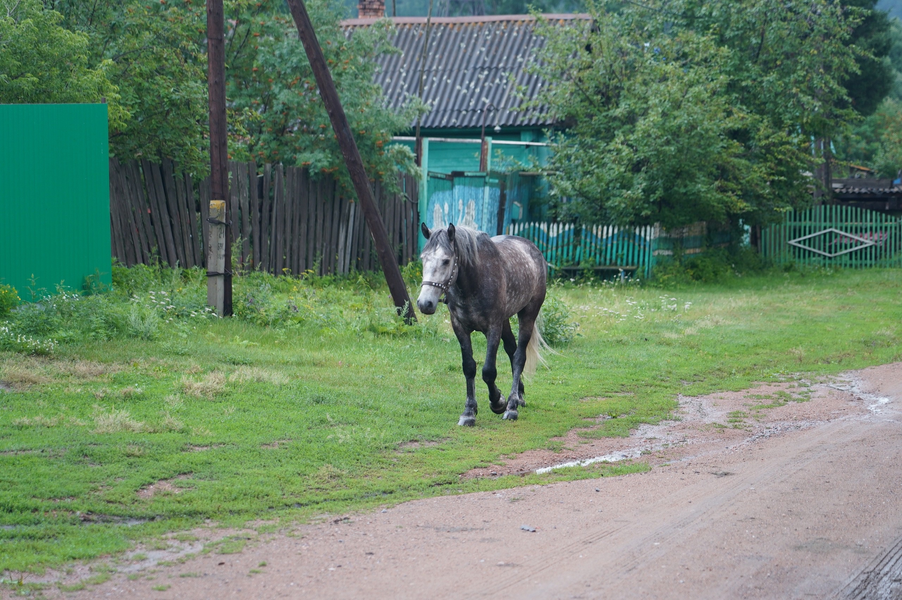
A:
524 310 554 378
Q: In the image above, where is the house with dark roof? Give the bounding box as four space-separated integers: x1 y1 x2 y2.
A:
830 179 902 212
344 7 589 241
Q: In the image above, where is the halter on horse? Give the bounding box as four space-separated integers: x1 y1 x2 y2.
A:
417 223 548 426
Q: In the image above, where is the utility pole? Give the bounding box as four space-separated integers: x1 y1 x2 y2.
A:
206 0 232 316
285 0 416 323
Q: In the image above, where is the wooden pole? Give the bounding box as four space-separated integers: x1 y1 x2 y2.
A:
206 0 232 316
284 0 416 323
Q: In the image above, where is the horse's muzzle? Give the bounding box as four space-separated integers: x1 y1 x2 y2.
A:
417 297 437 315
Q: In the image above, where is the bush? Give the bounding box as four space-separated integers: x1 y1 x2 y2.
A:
652 246 766 285
540 294 579 347
0 284 19 317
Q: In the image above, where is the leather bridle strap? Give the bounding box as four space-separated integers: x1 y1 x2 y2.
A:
421 255 458 303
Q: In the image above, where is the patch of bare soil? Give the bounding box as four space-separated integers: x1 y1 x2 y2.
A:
464 377 849 479
5 363 902 600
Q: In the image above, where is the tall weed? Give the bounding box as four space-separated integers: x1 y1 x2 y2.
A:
540 293 579 347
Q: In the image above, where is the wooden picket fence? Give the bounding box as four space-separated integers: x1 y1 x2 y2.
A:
761 205 902 268
108 159 419 276
506 221 735 279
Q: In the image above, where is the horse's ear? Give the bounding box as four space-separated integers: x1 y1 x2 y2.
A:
447 223 456 244
421 222 431 239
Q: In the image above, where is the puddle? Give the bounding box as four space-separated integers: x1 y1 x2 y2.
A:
829 375 894 415
120 542 205 573
536 448 644 474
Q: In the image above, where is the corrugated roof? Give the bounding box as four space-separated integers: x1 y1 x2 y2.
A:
342 14 590 130
832 178 902 196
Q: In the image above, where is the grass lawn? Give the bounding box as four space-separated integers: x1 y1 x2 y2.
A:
0 265 899 573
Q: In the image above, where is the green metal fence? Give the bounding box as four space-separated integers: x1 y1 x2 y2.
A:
761 206 902 268
507 222 658 278
507 221 735 279
0 104 111 298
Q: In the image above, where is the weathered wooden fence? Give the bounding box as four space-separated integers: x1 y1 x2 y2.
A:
761 206 902 268
109 159 419 275
506 221 733 279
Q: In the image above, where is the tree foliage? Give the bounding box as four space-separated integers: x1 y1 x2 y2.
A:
530 0 862 229
0 0 122 122
222 1 424 185
833 13 902 175
42 0 421 184
835 96 902 176
842 0 894 117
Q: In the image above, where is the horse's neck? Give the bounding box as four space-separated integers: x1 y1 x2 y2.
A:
449 262 482 300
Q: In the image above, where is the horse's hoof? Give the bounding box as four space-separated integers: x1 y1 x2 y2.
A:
502 410 518 421
519 398 526 408
458 415 476 427
491 395 507 414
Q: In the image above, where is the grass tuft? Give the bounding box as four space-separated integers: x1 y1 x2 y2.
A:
92 408 147 434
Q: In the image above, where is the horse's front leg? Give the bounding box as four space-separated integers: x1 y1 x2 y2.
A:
483 326 507 415
453 327 479 426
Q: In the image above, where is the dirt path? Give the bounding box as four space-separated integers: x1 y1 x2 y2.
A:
8 363 902 599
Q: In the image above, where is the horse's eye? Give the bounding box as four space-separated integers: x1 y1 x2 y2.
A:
442 259 450 266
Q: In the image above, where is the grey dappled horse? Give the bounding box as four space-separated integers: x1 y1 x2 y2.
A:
416 223 548 426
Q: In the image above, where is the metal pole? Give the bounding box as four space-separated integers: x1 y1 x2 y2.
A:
206 0 232 316
284 0 416 323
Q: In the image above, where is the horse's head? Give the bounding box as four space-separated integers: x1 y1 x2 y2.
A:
417 223 458 315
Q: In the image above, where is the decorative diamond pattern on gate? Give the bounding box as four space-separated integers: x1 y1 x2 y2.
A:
788 228 876 258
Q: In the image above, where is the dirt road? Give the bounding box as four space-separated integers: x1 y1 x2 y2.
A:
10 363 902 599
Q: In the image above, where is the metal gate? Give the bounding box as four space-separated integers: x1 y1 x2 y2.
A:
761 206 902 268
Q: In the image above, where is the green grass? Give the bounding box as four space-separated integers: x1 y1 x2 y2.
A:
0 266 900 574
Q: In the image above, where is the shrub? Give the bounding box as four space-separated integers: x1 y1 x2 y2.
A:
540 294 579 347
652 246 766 285
0 284 19 317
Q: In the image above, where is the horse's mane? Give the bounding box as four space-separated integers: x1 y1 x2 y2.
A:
426 225 485 268
451 226 484 267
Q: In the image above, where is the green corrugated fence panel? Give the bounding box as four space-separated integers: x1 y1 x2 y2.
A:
0 104 111 299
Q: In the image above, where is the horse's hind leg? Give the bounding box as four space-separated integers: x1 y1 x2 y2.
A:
503 307 540 421
483 326 507 415
501 320 524 407
453 327 479 427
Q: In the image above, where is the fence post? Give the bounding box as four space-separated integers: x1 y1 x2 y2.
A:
206 200 227 311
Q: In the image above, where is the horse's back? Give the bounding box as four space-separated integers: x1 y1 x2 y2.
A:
491 235 547 276
490 235 547 313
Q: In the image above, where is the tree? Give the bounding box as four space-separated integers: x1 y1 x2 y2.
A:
0 0 122 124
46 0 213 174
833 14 902 174
842 0 894 117
222 0 425 189
529 0 860 228
45 0 422 183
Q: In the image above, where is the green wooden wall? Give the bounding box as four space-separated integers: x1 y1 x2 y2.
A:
0 104 111 299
